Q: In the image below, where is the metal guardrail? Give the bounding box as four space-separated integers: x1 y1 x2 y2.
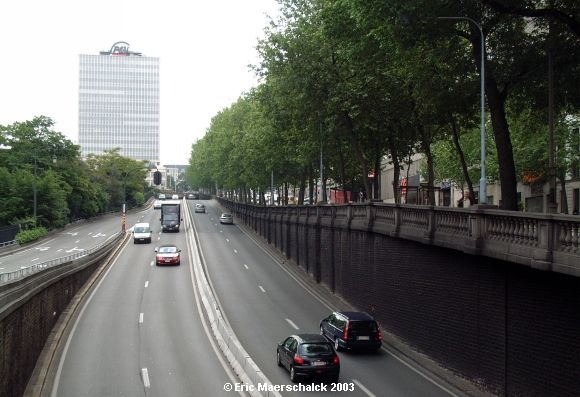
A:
0 240 16 248
0 233 122 284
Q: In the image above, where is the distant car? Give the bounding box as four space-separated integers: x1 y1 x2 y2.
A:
172 194 179 200
154 245 181 266
153 200 162 209
158 193 166 200
195 204 206 213
220 213 233 224
277 334 340 382
133 222 152 244
320 312 382 351
187 193 195 200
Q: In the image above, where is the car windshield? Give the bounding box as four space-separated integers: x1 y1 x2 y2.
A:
134 227 149 233
349 321 377 333
298 343 333 355
159 246 177 253
164 214 178 221
222 214 231 218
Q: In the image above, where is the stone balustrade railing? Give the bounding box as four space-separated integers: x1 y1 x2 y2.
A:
221 199 580 278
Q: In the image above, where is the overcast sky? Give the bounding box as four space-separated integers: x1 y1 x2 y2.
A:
0 0 280 164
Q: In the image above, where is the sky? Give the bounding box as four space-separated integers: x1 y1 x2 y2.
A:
0 0 280 165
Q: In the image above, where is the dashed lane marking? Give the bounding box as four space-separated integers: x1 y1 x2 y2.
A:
144 281 149 288
352 379 376 397
259 286 266 293
285 318 299 330
141 368 150 388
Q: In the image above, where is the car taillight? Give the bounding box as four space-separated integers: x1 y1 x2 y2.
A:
156 255 162 261
293 354 304 365
343 320 350 340
332 355 340 365
376 321 383 340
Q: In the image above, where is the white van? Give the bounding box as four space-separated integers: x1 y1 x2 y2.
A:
133 222 152 244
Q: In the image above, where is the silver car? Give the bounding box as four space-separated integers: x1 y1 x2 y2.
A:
195 204 206 213
220 213 233 224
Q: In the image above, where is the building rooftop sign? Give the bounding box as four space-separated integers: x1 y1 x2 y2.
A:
99 41 142 56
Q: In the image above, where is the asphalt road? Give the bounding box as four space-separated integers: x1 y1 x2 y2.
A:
49 204 238 397
190 199 458 397
0 209 148 274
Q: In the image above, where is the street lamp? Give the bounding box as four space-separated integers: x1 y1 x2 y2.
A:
438 16 487 205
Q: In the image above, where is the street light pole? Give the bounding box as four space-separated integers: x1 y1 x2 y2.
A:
438 16 487 205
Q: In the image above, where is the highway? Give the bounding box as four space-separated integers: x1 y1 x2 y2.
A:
0 210 143 275
189 199 458 397
48 204 238 397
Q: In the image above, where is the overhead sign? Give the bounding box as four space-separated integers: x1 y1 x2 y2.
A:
100 41 142 56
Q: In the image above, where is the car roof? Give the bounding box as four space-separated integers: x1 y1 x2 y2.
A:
293 334 330 343
335 311 375 321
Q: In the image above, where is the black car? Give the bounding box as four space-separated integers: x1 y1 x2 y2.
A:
320 312 382 351
276 334 339 382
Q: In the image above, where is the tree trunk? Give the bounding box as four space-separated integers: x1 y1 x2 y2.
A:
373 155 381 200
419 125 436 206
299 167 307 205
388 138 401 204
469 29 518 210
341 111 371 200
558 170 569 214
450 117 476 204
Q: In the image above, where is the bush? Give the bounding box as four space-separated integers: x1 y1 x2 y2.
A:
15 227 48 245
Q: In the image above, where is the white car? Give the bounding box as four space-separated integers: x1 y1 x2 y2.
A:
133 222 152 244
195 204 206 213
220 213 233 224
153 200 162 209
172 194 179 200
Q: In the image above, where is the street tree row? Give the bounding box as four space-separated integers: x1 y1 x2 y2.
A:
0 116 151 233
188 0 579 210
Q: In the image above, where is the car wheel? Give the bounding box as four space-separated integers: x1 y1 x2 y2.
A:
334 338 341 351
290 366 298 383
276 351 282 367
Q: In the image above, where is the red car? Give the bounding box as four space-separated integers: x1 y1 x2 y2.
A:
155 245 181 266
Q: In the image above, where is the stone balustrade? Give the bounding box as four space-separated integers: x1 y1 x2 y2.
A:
222 200 580 277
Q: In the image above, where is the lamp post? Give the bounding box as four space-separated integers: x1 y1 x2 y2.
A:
438 16 487 205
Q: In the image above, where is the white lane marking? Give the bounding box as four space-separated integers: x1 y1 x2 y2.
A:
65 232 78 236
150 261 154 267
141 368 150 388
88 232 92 235
92 233 106 238
21 266 27 269
31 258 40 262
352 379 376 397
56 249 63 252
220 230 223 233
144 281 149 288
139 313 144 324
233 249 238 254
285 318 299 330
65 247 83 253
157 236 160 240
243 264 248 270
74 240 80 244
0 267 4 270
240 228 461 397
226 238 230 242
36 247 50 251
258 286 265 293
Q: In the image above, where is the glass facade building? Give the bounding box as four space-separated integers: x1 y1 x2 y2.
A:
78 49 159 164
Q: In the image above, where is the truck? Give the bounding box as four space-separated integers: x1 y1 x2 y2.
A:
160 200 182 232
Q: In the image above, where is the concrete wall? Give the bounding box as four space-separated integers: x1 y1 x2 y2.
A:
0 234 123 397
223 199 580 397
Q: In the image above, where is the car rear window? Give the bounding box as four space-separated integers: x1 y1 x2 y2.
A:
299 343 333 355
159 247 177 253
349 321 377 333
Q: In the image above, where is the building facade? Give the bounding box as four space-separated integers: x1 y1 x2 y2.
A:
78 42 160 164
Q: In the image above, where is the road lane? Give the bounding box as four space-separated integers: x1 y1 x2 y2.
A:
51 204 237 397
191 199 456 397
0 207 152 274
